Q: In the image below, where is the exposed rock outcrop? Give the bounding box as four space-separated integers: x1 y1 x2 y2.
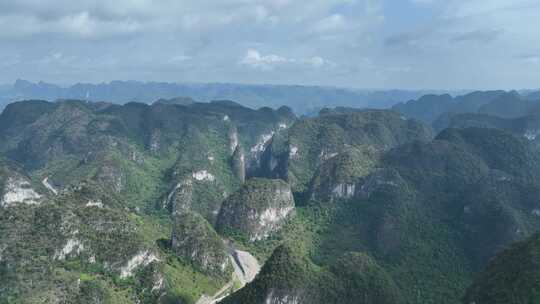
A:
195 243 261 304
0 162 43 207
171 211 230 276
217 178 294 242
260 110 433 193
231 145 246 183
1 176 42 207
95 163 125 193
247 131 277 173
356 168 404 200
163 179 193 213
54 238 84 261
220 245 310 304
308 147 379 202
0 99 298 302
228 125 239 155
119 250 159 279
226 242 261 287
41 176 58 195
193 170 216 182
222 246 401 304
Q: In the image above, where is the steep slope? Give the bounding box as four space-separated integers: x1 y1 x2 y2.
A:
439 112 540 144
463 233 540 304
392 94 455 123
392 91 506 124
6 99 540 304
217 178 295 242
0 158 44 207
0 99 294 303
224 126 540 304
332 128 540 302
171 211 231 276
307 146 380 202
221 245 401 304
0 100 294 217
379 128 540 266
259 109 432 193
0 180 166 303
477 91 537 118
393 90 540 130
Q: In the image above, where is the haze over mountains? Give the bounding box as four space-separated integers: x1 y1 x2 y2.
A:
0 79 461 114
2 86 540 303
3 0 540 302
3 80 540 120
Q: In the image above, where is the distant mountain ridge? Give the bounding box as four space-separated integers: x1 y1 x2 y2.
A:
0 79 455 114
392 90 508 123
393 90 540 133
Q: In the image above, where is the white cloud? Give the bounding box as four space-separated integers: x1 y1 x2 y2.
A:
52 52 63 60
0 0 381 39
239 49 335 70
240 49 290 70
1 0 538 89
307 56 326 68
0 11 141 39
58 11 141 38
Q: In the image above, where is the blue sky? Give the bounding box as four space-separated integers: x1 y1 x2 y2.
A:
0 0 539 89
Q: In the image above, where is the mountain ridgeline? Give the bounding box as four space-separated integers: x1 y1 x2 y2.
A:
0 79 447 115
1 93 540 304
392 90 540 132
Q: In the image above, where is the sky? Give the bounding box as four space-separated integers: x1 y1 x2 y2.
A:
0 0 539 90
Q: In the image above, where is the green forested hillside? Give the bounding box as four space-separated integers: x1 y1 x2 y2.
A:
222 126 540 304
464 233 540 304
0 99 294 303
2 100 540 304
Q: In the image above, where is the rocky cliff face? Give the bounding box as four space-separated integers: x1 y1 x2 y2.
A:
228 125 239 155
222 245 401 304
171 211 230 276
7 98 540 304
163 178 193 214
231 145 246 184
260 110 433 193
217 178 295 241
225 126 540 304
1 179 41 207
0 181 165 302
0 99 295 303
221 245 311 304
308 146 380 202
0 162 43 207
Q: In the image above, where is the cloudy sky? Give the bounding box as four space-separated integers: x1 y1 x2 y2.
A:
0 0 539 89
